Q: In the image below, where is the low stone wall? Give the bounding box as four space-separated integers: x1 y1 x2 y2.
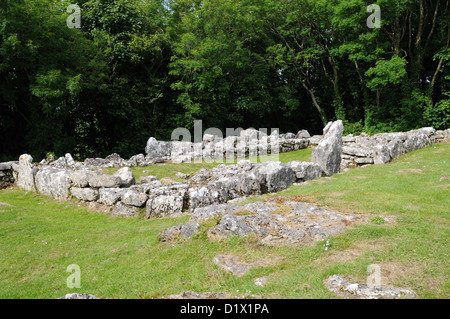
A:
5 153 322 219
339 127 450 169
2 124 449 220
145 128 311 164
0 161 17 190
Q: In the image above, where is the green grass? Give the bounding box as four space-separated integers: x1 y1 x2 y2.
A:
0 144 448 299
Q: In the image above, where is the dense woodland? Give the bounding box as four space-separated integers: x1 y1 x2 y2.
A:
0 0 449 161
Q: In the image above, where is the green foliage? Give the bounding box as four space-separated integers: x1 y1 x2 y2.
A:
0 0 449 161
422 94 450 130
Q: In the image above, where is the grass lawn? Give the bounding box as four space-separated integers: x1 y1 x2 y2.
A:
0 144 448 299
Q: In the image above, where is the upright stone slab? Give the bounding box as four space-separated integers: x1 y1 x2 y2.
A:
311 120 344 176
14 154 38 192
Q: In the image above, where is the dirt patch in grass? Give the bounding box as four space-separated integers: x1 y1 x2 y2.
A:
317 239 387 264
397 168 423 174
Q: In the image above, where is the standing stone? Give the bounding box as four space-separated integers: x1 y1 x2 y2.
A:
311 120 344 176
14 154 37 192
145 137 172 159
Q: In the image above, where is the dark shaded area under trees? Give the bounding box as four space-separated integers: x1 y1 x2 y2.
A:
1 0 449 161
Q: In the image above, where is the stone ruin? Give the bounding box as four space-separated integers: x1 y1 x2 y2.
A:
2 122 448 299
0 123 448 221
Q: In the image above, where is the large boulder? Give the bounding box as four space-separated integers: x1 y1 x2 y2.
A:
120 189 148 207
97 188 123 206
286 161 322 182
35 167 72 199
113 167 135 187
88 171 121 188
146 194 185 218
68 170 94 188
145 137 172 160
71 187 99 202
254 161 296 193
188 182 228 211
311 120 344 176
403 133 430 153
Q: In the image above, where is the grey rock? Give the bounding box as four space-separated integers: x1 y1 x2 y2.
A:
189 182 228 211
35 167 72 199
121 189 148 207
255 161 295 192
15 154 37 192
139 175 159 184
387 138 404 161
325 275 416 299
180 221 201 239
208 214 255 238
213 254 268 277
145 137 172 159
286 161 322 182
403 133 430 153
167 291 227 299
311 120 344 176
97 188 123 206
68 170 94 188
146 194 184 218
71 187 99 202
113 167 135 187
112 202 137 217
65 153 75 166
190 204 240 222
296 129 311 139
58 293 100 299
158 224 182 242
373 144 391 165
88 171 121 188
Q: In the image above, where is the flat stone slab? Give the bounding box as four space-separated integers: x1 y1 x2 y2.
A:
159 200 368 246
325 275 416 299
213 254 269 277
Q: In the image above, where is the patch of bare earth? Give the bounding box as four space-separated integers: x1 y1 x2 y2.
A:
397 168 423 174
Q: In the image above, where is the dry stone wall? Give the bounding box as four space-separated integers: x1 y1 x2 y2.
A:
2 124 449 220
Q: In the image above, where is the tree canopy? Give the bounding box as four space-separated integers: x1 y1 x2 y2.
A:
1 0 449 161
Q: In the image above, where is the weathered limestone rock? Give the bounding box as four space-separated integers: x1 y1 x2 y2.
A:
121 189 148 207
373 144 390 165
65 153 75 166
145 137 172 160
14 154 38 192
188 182 228 211
35 167 72 199
97 188 123 206
113 167 135 187
286 161 322 182
311 120 344 176
213 254 268 277
254 161 296 192
146 194 184 218
112 202 137 217
387 138 404 161
88 171 121 188
160 201 367 246
70 187 99 202
325 275 416 299
68 170 94 188
403 133 430 153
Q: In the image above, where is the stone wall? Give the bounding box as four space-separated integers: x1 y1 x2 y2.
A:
2 124 449 219
339 127 450 169
0 161 17 190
